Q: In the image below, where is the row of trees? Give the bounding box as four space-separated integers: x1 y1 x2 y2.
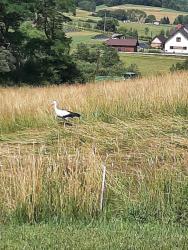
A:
76 0 188 12
160 17 170 24
96 9 147 22
76 0 96 12
96 9 171 25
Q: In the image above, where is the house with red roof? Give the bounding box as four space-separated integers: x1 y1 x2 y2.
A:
106 38 139 52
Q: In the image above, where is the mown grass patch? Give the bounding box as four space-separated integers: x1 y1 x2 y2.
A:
120 54 186 76
0 221 188 249
67 31 103 48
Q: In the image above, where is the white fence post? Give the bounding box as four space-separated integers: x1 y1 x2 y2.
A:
100 164 106 211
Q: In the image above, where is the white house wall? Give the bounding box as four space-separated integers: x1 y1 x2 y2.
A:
165 31 188 54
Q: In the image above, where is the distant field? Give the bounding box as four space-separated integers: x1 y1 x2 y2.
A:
69 9 100 22
119 22 172 37
70 8 175 38
120 54 186 76
97 4 188 23
67 31 102 48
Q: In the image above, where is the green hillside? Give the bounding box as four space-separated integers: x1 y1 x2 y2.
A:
77 0 188 12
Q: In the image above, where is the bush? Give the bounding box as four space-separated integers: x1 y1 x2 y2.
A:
96 18 119 32
170 59 188 72
148 49 162 53
72 43 126 82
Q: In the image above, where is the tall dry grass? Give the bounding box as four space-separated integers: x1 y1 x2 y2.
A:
0 72 188 223
0 72 188 132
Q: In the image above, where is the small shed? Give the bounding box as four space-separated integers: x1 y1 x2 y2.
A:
106 38 139 52
151 35 166 49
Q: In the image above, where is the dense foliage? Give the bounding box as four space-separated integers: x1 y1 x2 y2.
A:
160 16 170 24
76 0 96 11
118 27 138 38
96 18 119 32
174 15 188 25
72 43 126 82
170 59 188 72
96 9 147 22
0 0 83 85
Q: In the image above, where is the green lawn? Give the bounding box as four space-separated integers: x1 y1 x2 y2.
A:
119 22 173 38
67 31 102 48
120 54 186 76
1 221 188 249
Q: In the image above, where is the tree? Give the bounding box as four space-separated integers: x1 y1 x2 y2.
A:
73 44 126 82
160 16 170 24
0 0 83 85
126 63 141 76
96 18 119 32
166 29 170 37
118 27 138 38
160 29 165 36
0 48 13 73
170 59 188 72
174 15 184 25
145 27 149 36
77 0 96 12
145 15 156 23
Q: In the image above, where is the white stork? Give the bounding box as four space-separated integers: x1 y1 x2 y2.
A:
52 100 81 120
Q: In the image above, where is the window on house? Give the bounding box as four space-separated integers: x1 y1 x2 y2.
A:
176 37 181 42
183 47 187 50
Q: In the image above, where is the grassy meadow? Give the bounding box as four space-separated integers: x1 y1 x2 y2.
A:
119 22 172 37
68 31 102 48
0 72 188 247
120 54 187 76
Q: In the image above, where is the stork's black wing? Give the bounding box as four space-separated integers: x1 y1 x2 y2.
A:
63 112 81 119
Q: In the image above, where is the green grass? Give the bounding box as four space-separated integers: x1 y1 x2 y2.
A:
1 75 188 247
120 54 186 76
68 31 102 48
1 221 188 249
119 22 172 38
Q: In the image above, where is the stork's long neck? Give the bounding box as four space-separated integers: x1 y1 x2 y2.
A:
54 103 58 112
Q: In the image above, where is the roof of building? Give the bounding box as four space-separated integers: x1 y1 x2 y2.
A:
138 42 150 49
166 27 188 43
111 33 124 39
151 35 167 44
106 38 138 47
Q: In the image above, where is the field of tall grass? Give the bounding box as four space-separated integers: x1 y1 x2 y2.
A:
0 72 188 230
